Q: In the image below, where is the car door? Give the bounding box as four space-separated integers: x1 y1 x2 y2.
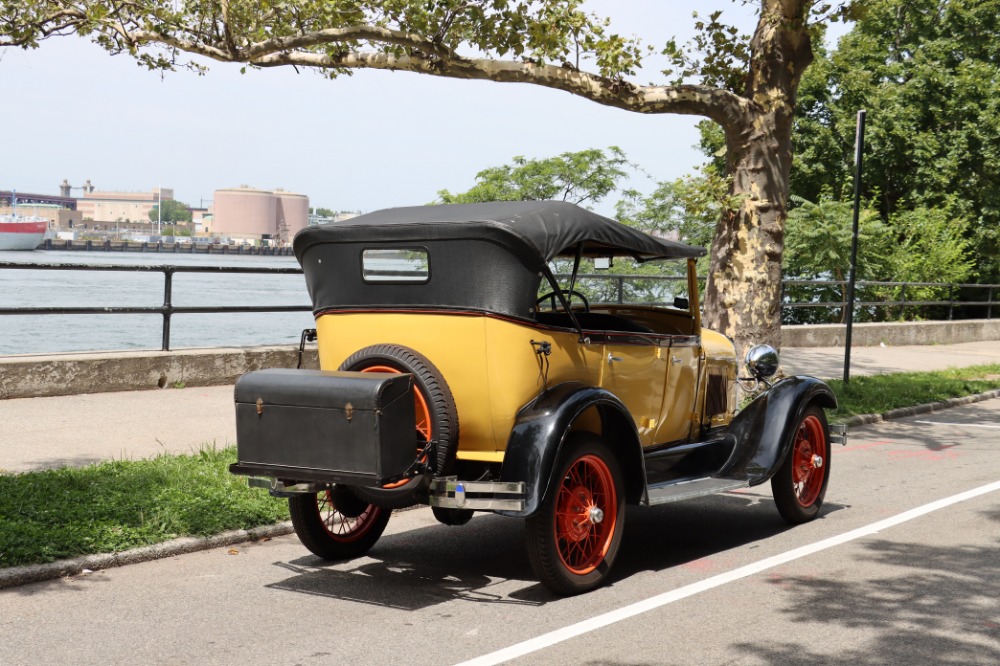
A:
651 336 702 445
600 334 669 447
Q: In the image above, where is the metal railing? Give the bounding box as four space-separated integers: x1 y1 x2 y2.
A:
781 280 1000 321
0 262 310 351
1 261 998 353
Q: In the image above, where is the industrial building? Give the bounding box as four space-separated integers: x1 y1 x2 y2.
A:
5 181 312 245
75 186 173 225
210 186 309 244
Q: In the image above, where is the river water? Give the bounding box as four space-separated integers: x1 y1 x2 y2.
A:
0 250 315 356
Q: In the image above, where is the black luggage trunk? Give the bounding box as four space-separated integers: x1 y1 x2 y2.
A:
231 368 416 486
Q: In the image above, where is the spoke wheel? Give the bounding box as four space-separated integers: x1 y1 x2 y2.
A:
338 344 459 509
289 486 391 560
771 405 831 524
526 433 624 595
357 364 431 490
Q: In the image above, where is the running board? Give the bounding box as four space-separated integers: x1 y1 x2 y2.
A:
646 477 749 506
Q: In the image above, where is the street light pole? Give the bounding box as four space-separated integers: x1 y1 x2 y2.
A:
844 109 867 384
157 185 161 236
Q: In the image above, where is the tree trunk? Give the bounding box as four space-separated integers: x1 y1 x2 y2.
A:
702 1 813 362
703 117 789 362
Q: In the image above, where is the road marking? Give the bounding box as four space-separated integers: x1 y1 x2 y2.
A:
914 420 1000 429
841 439 893 452
454 479 1000 666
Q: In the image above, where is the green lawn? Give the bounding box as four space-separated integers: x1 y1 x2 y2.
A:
826 363 1000 423
3 364 1000 569
0 446 287 568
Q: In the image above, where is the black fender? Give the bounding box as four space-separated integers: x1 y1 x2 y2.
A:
716 375 837 485
496 382 646 517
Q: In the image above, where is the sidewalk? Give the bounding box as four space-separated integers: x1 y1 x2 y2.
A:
780 340 1000 379
3 341 1000 474
1 385 236 474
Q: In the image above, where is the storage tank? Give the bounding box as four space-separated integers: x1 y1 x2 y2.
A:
274 189 310 239
213 186 278 236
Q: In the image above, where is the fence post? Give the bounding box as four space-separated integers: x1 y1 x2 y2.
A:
989 286 994 320
900 283 906 321
161 267 174 351
617 276 624 304
948 284 955 321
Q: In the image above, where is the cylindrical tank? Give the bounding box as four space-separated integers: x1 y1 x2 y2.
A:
274 189 310 238
213 186 278 236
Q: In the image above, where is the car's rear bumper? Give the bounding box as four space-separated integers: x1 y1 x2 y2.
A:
429 477 525 511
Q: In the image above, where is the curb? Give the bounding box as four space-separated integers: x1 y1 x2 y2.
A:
840 388 1000 427
4 389 1000 590
0 522 293 591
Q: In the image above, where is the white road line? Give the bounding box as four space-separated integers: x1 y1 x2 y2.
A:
454 479 1000 666
914 420 1000 429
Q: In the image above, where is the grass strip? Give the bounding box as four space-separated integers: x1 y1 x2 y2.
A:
826 363 1000 423
3 364 1000 569
0 446 288 568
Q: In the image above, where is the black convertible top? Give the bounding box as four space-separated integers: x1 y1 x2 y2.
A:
293 201 704 319
293 200 705 264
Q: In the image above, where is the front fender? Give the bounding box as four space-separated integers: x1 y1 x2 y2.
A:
496 382 644 517
717 375 837 485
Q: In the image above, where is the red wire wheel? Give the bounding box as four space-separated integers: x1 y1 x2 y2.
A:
357 364 432 490
526 433 625 595
338 344 459 509
289 485 391 560
771 404 831 524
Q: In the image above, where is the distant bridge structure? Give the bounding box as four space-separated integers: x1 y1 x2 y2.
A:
0 190 77 211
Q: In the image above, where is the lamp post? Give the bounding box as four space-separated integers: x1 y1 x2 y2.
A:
157 186 162 236
843 109 867 384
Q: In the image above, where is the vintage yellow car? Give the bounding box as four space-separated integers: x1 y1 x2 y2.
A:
230 201 842 595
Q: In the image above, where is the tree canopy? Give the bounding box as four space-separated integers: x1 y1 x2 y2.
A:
436 147 629 207
789 0 1000 281
148 198 192 224
1 0 861 354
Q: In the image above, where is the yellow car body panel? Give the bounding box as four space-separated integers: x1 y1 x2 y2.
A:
317 308 738 457
316 312 604 457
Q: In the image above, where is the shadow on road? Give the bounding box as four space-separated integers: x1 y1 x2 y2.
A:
266 491 834 610
731 505 1000 665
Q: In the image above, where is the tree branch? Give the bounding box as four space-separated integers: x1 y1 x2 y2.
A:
247 48 753 129
3 8 755 132
241 25 454 60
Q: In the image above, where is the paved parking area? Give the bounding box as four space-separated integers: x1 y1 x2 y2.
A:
2 401 999 665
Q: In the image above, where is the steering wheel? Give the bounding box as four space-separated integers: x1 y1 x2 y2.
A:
535 289 590 313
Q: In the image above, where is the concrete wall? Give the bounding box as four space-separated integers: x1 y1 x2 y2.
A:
782 319 1000 348
3 319 999 400
0 346 317 400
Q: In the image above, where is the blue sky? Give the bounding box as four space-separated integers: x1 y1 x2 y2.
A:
1 2 838 215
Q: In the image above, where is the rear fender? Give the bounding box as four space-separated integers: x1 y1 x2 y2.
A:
497 382 646 517
717 375 837 485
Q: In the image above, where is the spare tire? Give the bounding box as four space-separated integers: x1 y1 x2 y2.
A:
338 344 459 509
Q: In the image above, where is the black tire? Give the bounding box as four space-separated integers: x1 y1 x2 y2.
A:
288 485 391 560
431 506 475 526
525 433 625 595
771 404 831 524
338 344 459 509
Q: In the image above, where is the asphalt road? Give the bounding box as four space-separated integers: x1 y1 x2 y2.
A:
2 401 999 665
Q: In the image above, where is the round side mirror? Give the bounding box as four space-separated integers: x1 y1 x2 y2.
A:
745 344 779 380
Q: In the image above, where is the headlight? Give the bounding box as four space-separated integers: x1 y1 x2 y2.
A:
745 344 779 380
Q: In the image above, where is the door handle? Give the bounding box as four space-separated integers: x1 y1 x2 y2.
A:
671 355 683 365
608 353 623 363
